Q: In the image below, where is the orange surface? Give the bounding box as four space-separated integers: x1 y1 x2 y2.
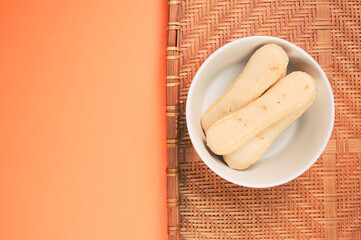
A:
0 0 167 239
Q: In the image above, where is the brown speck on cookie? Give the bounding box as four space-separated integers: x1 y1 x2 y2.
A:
244 123 247 126
237 118 243 122
304 85 309 90
277 101 280 104
283 94 287 97
262 106 267 110
270 67 279 72
261 137 264 140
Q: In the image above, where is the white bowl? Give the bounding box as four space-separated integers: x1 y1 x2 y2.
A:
186 36 334 188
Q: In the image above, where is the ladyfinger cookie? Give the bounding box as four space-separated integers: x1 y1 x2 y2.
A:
223 98 315 170
201 44 289 132
206 71 317 155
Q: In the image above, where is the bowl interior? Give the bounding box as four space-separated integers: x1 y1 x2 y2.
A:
186 36 334 188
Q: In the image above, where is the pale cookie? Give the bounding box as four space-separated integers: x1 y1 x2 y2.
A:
223 98 315 170
206 71 317 155
201 44 289 132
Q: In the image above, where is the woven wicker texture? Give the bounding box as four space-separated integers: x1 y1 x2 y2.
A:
166 0 361 239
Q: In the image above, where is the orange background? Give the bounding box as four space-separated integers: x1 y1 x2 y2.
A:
0 0 167 239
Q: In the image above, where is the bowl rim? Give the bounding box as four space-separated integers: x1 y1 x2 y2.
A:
186 36 335 188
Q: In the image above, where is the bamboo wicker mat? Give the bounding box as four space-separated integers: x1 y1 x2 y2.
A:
166 0 361 239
